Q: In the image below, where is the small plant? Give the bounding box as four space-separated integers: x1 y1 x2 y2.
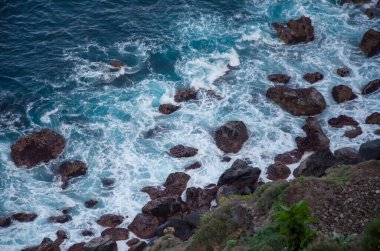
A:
274 200 317 251
226 240 237 250
246 226 285 251
362 216 380 251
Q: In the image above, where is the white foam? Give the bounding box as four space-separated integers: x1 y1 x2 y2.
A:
41 108 59 124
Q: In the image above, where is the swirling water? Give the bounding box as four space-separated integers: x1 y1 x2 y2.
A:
0 0 379 249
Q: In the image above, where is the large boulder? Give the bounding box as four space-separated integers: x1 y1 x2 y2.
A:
303 72 324 84
359 139 380 160
174 88 197 102
96 214 124 228
101 228 129 241
267 74 291 84
294 150 337 177
214 121 249 153
169 145 198 158
360 29 380 57
57 161 87 189
365 112 380 125
266 86 326 116
334 147 362 165
83 236 117 251
216 185 239 202
142 196 184 219
266 162 291 181
328 115 359 128
332 85 358 103
296 117 330 152
344 126 363 138
274 149 304 164
128 213 160 239
273 16 315 44
362 79 380 95
159 104 180 115
185 187 216 211
156 218 195 241
11 129 66 168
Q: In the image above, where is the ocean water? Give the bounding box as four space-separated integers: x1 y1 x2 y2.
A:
0 0 379 249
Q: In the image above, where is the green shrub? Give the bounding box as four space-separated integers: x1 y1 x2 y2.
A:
246 227 285 251
362 216 380 251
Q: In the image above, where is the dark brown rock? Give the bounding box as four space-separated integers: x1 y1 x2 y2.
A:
296 117 330 152
126 238 140 247
294 150 337 177
174 88 197 102
266 86 326 116
96 214 124 228
81 230 94 237
273 16 315 44
0 217 11 228
360 29 380 57
129 241 147 251
67 243 85 251
12 213 37 222
334 147 362 165
101 228 129 241
57 161 87 189
359 139 380 160
109 60 124 68
344 127 363 138
365 112 380 124
216 185 239 202
101 178 115 188
83 236 117 251
214 121 249 153
374 129 380 135
128 213 160 239
11 129 65 168
37 237 60 251
156 218 195 241
169 145 198 158
337 67 350 77
159 104 180 115
303 72 324 84
142 196 184 219
267 74 291 84
328 115 359 128
266 162 291 181
362 79 380 95
85 200 98 208
332 85 358 103
365 8 374 18
221 156 231 162
48 215 72 224
274 149 304 164
186 187 215 211
185 161 202 171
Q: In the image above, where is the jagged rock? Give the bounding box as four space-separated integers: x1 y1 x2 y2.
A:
11 129 65 168
294 150 337 177
274 149 304 164
337 67 350 77
344 127 363 138
82 230 94 236
159 104 180 115
67 243 85 251
184 161 202 171
83 236 117 251
37 238 60 251
142 196 184 219
48 215 72 224
128 213 160 239
85 200 98 208
101 228 129 241
273 16 315 44
362 79 380 95
303 72 324 84
12 213 37 222
328 115 359 128
57 161 87 189
185 187 215 211
156 218 195 241
174 88 197 102
365 112 380 124
266 86 326 116
169 145 198 158
334 147 362 165
214 121 249 153
266 162 291 181
0 217 11 228
296 117 330 152
360 29 380 57
332 85 358 103
359 139 380 160
267 74 291 84
96 214 124 228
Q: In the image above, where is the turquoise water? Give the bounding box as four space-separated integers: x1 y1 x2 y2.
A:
0 0 379 249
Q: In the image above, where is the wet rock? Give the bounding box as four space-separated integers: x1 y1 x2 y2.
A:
337 67 350 77
159 104 180 115
294 150 337 177
359 139 380 160
81 230 94 236
96 214 124 228
169 145 198 158
57 161 87 189
37 237 60 251
126 238 140 247
174 88 197 102
0 217 11 228
67 243 85 251
129 241 147 251
374 129 380 135
267 74 291 84
101 178 115 188
334 147 362 165
48 215 72 224
109 60 124 68
21 247 39 251
83 236 117 251
360 29 380 57
274 149 304 165
303 72 324 84
328 115 359 128
365 112 380 124
85 200 98 208
186 187 215 211
142 196 184 219
11 129 66 168
184 161 202 171
214 121 249 153
222 156 231 162
12 213 37 222
101 228 129 241
156 218 194 241
365 8 374 18
266 162 291 181
266 86 326 116
128 213 160 239
273 16 315 44
362 79 380 95
296 117 330 152
332 85 358 103
344 127 363 138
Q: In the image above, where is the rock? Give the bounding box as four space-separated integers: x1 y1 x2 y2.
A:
334 147 362 165
182 209 207 228
266 86 326 116
294 150 337 177
109 60 124 68
82 230 94 236
273 16 314 44
126 238 139 247
129 241 147 251
156 218 194 241
96 214 124 228
365 8 374 18
85 200 98 208
216 185 239 202
83 236 117 251
221 156 231 162
332 85 358 103
37 238 60 251
48 215 72 224
359 139 380 160
328 115 359 128
101 178 115 188
303 72 324 84
12 213 37 222
55 230 68 241
185 187 215 211
296 117 330 152
378 0 380 7
142 196 184 219
344 127 363 138
374 129 380 135
184 161 202 171
169 145 198 158
57 161 87 189
0 217 11 228
360 29 380 57
68 243 85 251
11 129 66 168
159 104 180 115
22 247 39 251
337 67 350 77
266 162 291 181
267 74 291 84
365 112 380 124
274 149 304 164
101 228 129 241
128 213 160 239
362 79 380 95
214 121 249 153
217 159 261 191
174 88 197 102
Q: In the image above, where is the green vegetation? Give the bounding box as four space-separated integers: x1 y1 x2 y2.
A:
245 226 285 251
363 216 380 251
255 180 289 215
325 166 352 184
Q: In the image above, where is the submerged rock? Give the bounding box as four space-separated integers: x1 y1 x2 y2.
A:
365 112 380 124
266 162 291 181
96 214 124 228
159 104 180 115
273 16 315 44
214 121 249 153
360 29 380 57
12 213 37 222
362 79 380 95
344 127 363 138
332 85 358 103
101 227 129 241
85 199 98 208
303 72 324 84
11 129 66 168
296 117 330 152
337 67 350 77
328 115 359 128
274 149 304 164
294 150 337 177
169 145 198 158
57 161 87 189
334 147 362 165
266 86 326 116
83 236 117 251
267 74 291 84
174 88 197 102
128 213 160 239
359 139 380 160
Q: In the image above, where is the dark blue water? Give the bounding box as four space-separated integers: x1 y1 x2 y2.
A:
1 0 379 249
